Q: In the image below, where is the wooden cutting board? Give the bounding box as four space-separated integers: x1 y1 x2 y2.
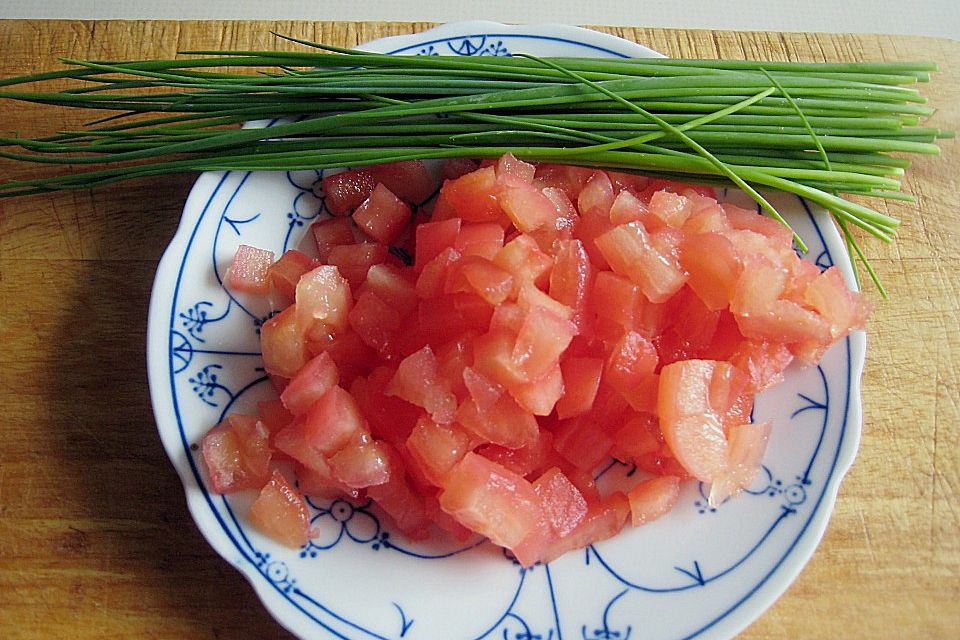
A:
0 20 957 639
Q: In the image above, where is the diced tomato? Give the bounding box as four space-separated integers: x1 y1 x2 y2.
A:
306 327 376 384
456 393 539 450
416 218 462 270
605 331 658 395
611 412 661 462
595 221 687 303
217 157 872 560
648 190 694 229
295 265 353 335
680 232 743 311
533 163 595 199
511 303 577 380
366 447 430 539
608 189 648 225
444 255 514 305
442 158 480 181
257 398 294 435
707 420 772 506
443 166 504 223
510 362 564 416
349 368 421 446
416 246 461 299
627 475 680 526
476 429 555 479
417 293 493 346
552 415 614 472
497 174 559 233
249 470 311 548
228 244 274 295
267 249 317 306
532 467 589 537
405 416 472 486
549 239 592 329
369 160 437 205
462 366 504 411
261 305 309 378
555 356 603 419
493 234 553 296
439 453 542 554
326 243 388 290
280 351 339 416
353 183 412 245
328 433 392 488
302 385 366 455
311 217 356 261
577 170 615 217
359 263 417 318
454 222 504 260
322 168 377 216
201 414 272 494
540 492 629 564
386 346 457 425
471 328 527 388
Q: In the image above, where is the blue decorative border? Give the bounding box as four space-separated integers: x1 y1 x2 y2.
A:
159 32 860 640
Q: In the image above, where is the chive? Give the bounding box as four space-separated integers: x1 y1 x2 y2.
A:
0 40 950 292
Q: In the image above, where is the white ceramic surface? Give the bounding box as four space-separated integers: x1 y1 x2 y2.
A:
147 23 866 640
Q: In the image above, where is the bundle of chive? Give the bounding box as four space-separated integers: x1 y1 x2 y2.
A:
0 36 952 293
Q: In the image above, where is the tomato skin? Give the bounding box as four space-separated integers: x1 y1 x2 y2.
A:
369 160 437 205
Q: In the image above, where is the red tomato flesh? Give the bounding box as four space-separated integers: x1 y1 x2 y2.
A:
202 156 871 567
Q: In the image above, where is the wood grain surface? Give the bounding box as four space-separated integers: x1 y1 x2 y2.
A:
0 20 957 639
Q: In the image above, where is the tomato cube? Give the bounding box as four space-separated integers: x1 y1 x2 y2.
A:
322 168 377 216
228 244 274 296
386 346 457 425
280 350 339 416
455 222 505 260
326 243 388 290
369 160 437 205
249 470 312 548
328 434 392 488
201 414 272 494
439 453 542 552
261 305 309 378
595 221 687 303
627 475 680 526
405 416 472 486
444 255 514 305
302 385 366 455
266 249 317 306
497 174 559 233
456 393 539 450
556 356 603 419
443 166 504 223
311 217 356 261
353 183 412 245
295 265 353 335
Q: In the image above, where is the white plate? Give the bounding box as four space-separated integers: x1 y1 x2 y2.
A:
147 22 866 640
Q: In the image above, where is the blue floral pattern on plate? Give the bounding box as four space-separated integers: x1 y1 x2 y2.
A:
146 22 865 640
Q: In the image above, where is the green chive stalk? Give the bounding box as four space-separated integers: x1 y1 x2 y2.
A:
0 35 952 291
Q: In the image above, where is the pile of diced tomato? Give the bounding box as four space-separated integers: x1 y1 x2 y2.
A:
203 154 870 566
